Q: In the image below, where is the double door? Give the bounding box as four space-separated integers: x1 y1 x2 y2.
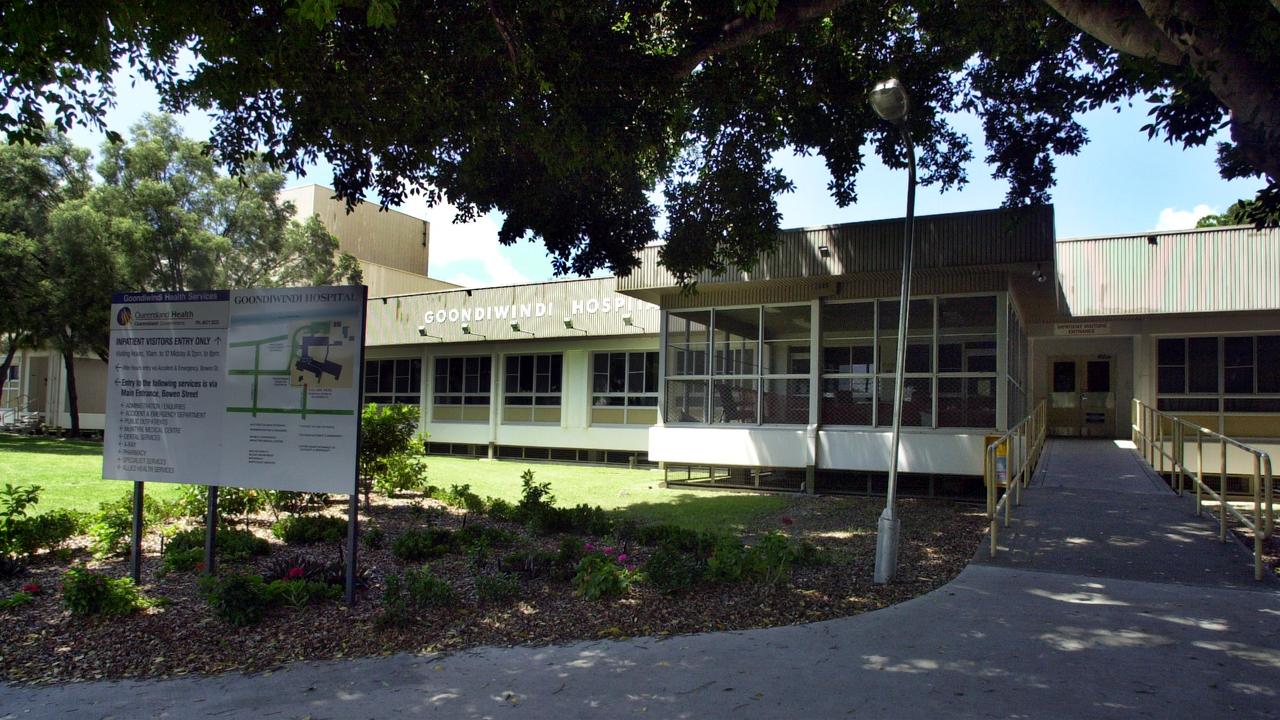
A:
1048 356 1115 437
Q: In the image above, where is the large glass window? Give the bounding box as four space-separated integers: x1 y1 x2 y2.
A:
592 351 659 425
364 358 422 405
940 295 998 428
432 356 491 422
664 305 809 425
821 302 874 425
1156 335 1280 432
876 299 934 427
504 353 562 423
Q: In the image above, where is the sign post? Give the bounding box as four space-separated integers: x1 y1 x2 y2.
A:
104 287 366 595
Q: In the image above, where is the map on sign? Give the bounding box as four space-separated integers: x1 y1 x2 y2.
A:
224 318 358 420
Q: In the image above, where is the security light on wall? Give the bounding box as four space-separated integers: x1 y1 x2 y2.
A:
460 323 486 339
622 314 645 331
510 321 533 336
1032 264 1048 284
417 326 441 341
563 317 586 333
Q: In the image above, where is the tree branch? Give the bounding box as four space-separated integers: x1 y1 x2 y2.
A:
1041 0 1184 64
672 0 852 78
486 0 520 67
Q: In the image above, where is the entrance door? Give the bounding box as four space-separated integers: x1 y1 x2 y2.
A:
1047 356 1115 437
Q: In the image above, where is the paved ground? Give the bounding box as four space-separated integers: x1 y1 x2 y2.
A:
4 439 1278 719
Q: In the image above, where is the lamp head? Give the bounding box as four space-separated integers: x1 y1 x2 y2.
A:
510 321 521 332
461 322 472 334
563 317 574 330
869 78 909 124
622 314 634 327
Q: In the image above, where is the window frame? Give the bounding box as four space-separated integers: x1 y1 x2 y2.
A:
590 350 660 425
363 357 423 406
431 355 492 423
503 352 564 424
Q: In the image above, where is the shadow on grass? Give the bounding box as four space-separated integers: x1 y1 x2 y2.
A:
0 434 104 457
614 492 792 533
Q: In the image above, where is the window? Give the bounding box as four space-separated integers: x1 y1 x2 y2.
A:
504 353 562 423
664 305 810 425
364 358 422 405
592 351 659 425
432 356 491 422
876 299 934 428
821 302 874 425
1156 335 1280 421
939 296 997 428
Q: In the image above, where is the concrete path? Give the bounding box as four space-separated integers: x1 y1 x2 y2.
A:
4 440 1278 719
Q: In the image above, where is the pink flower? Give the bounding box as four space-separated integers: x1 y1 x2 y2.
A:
585 542 595 552
625 564 636 572
603 546 616 556
287 566 306 580
20 582 41 595
617 553 629 564
781 516 794 526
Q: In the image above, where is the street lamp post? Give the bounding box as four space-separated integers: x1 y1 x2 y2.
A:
869 78 917 585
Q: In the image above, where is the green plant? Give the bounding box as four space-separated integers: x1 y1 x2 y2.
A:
359 403 424 508
266 578 339 608
637 524 717 556
87 492 140 558
454 524 516 551
363 527 386 550
0 483 43 555
792 540 830 567
262 491 330 518
161 546 203 574
373 449 430 496
573 553 633 600
0 555 24 579
475 572 521 603
556 536 586 566
705 536 748 583
62 567 151 616
644 544 705 594
271 515 348 544
485 497 515 521
199 572 273 626
0 591 35 610
391 528 454 562
746 531 793 588
379 565 457 625
9 509 83 557
498 549 560 579
167 527 270 563
515 469 554 519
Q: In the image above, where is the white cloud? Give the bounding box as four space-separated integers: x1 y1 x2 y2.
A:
1155 204 1215 231
395 191 532 288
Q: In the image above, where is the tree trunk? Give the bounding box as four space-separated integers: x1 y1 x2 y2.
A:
61 346 80 437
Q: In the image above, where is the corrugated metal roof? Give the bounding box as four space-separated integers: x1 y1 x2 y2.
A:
1056 225 1280 317
617 205 1055 293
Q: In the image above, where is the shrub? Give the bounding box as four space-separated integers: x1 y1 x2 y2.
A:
526 502 612 536
379 566 457 625
200 572 273 626
261 554 361 589
475 572 522 603
266 578 339 608
176 485 267 527
263 491 330 518
485 497 515 521
0 483 43 555
0 555 23 579
167 527 270 564
499 549 560 579
556 536 586 566
644 544 705 595
161 546 204 574
638 524 717 557
746 531 793 587
373 451 429 496
572 553 634 600
363 527 386 550
87 493 139 558
10 510 83 557
271 515 348 544
454 524 516 551
705 536 749 583
359 404 425 507
62 567 151 616
391 528 454 562
792 540 831 567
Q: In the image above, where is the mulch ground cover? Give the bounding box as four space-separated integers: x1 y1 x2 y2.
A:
0 493 986 684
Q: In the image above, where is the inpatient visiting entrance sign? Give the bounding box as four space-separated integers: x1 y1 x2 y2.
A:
104 286 367 494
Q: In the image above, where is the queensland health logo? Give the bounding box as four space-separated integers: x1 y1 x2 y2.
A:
116 306 133 327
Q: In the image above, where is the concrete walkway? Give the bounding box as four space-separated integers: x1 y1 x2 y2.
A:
4 440 1279 719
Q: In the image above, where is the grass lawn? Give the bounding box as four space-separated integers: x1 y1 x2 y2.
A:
0 434 184 514
0 434 790 532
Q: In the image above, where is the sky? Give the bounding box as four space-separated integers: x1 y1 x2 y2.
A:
64 69 1261 289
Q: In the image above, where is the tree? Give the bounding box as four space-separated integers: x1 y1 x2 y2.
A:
0 2 1276 282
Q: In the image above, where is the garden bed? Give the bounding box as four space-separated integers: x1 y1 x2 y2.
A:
0 489 985 684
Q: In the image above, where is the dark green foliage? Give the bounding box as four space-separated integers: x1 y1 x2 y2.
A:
379 566 457 626
167 527 270 564
745 531 793 587
0 484 42 555
453 524 516 551
637 524 718 557
572 554 631 600
430 484 485 514
260 554 366 589
513 471 611 536
363 526 386 550
705 535 748 583
0 555 24 579
161 546 203 574
266 578 340 608
87 492 141 558
475 572 522 603
644 544 706 595
556 536 586 567
176 485 267 526
516 470 554 519
0 591 34 610
271 515 348 544
484 497 515 521
199 572 272 626
8 509 83 557
263 491 330 517
498 549 560 579
62 567 150 616
391 528 454 562
359 403 425 507
792 540 831 567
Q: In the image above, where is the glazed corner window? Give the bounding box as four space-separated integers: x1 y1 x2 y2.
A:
431 356 491 423
591 351 659 425
504 353 563 424
363 358 422 405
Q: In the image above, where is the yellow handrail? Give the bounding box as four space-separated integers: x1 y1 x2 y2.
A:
985 400 1048 557
1131 398 1275 581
